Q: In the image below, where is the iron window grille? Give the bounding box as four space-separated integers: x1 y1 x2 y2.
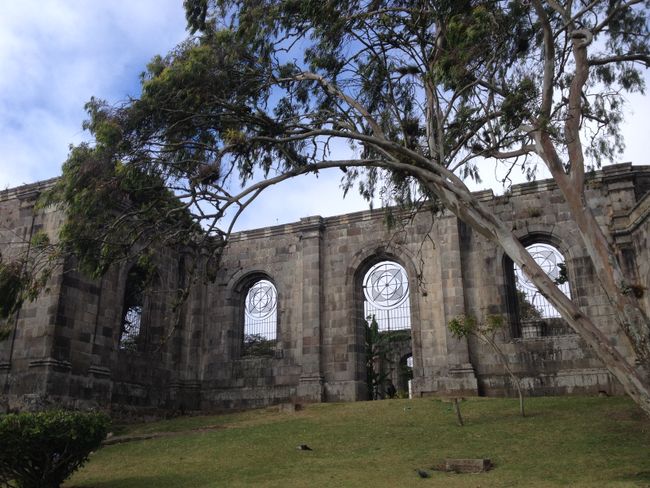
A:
513 243 572 338
363 261 411 332
119 265 148 351
243 279 278 355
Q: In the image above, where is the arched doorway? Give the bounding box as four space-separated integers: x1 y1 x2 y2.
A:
359 259 413 399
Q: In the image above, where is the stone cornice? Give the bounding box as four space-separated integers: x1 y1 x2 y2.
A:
88 365 112 378
0 177 59 203
28 357 72 371
611 190 650 237
6 164 649 242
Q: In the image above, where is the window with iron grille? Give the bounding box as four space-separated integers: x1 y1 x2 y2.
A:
363 261 411 332
513 243 572 338
119 265 148 351
243 279 277 356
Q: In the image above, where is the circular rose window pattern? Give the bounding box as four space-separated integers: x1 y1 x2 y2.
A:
245 279 277 320
363 261 409 310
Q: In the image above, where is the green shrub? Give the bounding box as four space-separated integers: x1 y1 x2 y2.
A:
0 410 110 488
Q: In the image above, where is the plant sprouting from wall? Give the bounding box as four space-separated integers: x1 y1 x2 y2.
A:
0 230 57 340
0 260 24 322
516 289 543 323
242 333 275 357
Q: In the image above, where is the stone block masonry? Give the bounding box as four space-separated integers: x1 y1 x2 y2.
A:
1 164 648 411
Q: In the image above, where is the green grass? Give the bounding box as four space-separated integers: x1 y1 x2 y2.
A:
67 396 650 488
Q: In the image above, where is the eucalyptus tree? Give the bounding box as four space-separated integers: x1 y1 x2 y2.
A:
29 0 650 413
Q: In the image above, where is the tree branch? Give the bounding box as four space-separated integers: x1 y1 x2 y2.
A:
589 53 650 67
532 0 556 120
290 72 386 139
486 145 536 159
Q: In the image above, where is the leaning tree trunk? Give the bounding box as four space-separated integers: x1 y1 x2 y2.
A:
293 115 650 416
427 179 650 417
496 225 650 417
537 133 650 366
529 3 650 376
342 149 650 416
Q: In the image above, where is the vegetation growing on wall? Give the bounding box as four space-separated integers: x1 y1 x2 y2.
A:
39 152 202 280
0 230 55 336
0 260 24 322
242 333 275 357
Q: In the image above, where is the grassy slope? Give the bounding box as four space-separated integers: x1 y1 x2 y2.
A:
67 396 650 488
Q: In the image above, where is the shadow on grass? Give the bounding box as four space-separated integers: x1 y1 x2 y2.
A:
68 473 198 488
617 470 650 484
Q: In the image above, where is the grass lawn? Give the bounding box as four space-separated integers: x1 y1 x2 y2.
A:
67 396 650 487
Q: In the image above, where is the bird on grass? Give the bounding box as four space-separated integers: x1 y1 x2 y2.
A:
416 469 430 478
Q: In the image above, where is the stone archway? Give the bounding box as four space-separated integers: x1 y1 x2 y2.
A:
353 251 418 400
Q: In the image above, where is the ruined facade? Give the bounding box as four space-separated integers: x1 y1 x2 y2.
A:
1 163 649 412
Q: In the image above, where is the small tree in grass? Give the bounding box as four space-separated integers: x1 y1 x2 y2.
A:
0 410 110 488
449 314 525 417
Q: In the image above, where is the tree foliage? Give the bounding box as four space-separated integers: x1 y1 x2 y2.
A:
18 0 650 414
0 260 24 321
0 410 110 488
0 231 55 333
40 135 202 279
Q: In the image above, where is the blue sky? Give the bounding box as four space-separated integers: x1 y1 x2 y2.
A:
1 1 649 231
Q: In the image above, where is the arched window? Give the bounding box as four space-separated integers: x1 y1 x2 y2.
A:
512 243 572 338
242 279 278 356
362 261 411 332
119 265 149 351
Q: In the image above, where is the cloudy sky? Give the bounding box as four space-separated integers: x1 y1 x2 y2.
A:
1 2 649 231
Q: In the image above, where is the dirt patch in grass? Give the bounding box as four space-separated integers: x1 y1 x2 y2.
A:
104 423 229 445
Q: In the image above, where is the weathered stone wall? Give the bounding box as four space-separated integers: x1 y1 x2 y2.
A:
0 181 191 411
458 168 628 397
1 179 70 410
200 223 305 409
1 163 648 412
616 184 650 316
199 163 649 405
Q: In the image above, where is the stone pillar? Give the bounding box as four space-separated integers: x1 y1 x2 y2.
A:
603 163 636 214
438 218 478 395
296 216 325 402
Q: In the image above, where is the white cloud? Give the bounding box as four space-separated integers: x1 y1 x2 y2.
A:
620 89 650 165
0 0 186 187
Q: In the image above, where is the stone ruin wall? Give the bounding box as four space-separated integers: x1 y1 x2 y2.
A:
0 163 648 413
